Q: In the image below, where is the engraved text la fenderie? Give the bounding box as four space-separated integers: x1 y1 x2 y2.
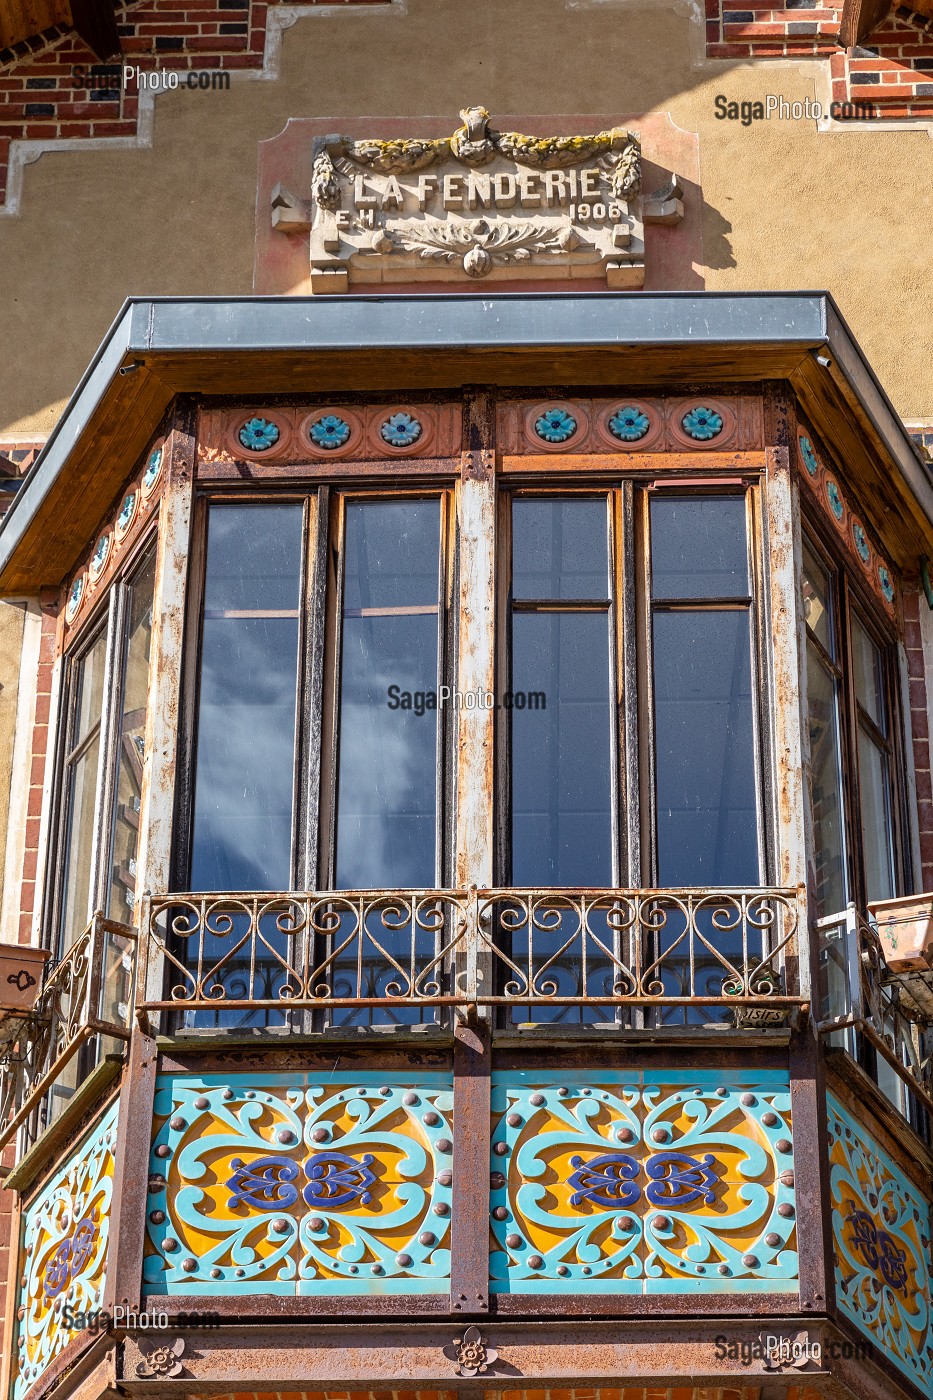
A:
270 106 683 292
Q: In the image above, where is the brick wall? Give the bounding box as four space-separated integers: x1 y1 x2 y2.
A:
707 0 933 118
0 0 387 209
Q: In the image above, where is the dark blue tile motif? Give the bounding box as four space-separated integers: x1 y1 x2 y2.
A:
645 1152 718 1207
568 1153 640 1207
303 1152 376 1209
226 1156 301 1211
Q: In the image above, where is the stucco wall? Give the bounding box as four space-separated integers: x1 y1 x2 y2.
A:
0 0 931 435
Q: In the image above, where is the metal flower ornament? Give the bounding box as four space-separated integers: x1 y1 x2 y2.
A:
444 1325 499 1377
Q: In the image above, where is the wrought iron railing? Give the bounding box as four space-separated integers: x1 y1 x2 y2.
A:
816 903 933 1114
0 914 136 1152
137 886 806 1028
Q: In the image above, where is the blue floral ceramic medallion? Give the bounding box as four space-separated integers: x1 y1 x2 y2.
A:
90 533 111 579
142 447 163 494
381 412 422 448
879 565 894 605
116 491 138 540
799 435 819 477
682 406 723 441
309 415 352 451
608 406 650 442
535 407 578 444
825 478 845 523
237 417 280 453
852 521 871 567
65 575 85 623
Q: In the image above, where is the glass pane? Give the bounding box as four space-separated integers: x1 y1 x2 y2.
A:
335 500 440 889
650 496 749 600
653 610 759 885
512 498 609 600
60 732 101 948
807 641 848 917
859 727 896 902
801 542 833 655
511 611 613 886
190 504 303 891
852 615 887 734
107 551 156 923
73 631 107 748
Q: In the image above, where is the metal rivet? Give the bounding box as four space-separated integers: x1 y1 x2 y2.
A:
276 1129 295 1145
528 1254 544 1269
490 1172 505 1189
775 1138 792 1154
618 1215 634 1232
155 1144 171 1158
433 1202 449 1216
349 1265 358 1274
696 1265 705 1274
506 1113 522 1128
423 1111 440 1127
149 1210 165 1225
380 1086 392 1096
309 1217 325 1232
419 1231 436 1247
182 1257 198 1273
163 1238 179 1252
740 1094 756 1107
170 1117 186 1131
765 1232 782 1248
779 1170 794 1187
617 1127 635 1143
557 1087 569 1097
403 1092 419 1106
194 1096 210 1110
778 1203 795 1219
718 1263 730 1275
506 1233 522 1249
222 1088 234 1100
437 1169 453 1187
494 1141 509 1156
270 1218 290 1235
715 1087 729 1097
493 1206 509 1221
761 1111 778 1127
557 1265 570 1277
312 1127 329 1143
210 1267 222 1279
245 1091 255 1099
435 1138 452 1154
582 1265 592 1275
742 1254 759 1268
371 1264 383 1276
529 1093 545 1106
396 1253 412 1267
652 1216 670 1232
651 1127 669 1143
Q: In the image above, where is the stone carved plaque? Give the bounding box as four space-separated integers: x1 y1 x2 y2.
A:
271 107 683 293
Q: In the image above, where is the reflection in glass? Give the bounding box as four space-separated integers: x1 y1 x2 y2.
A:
511 612 612 886
852 616 886 730
59 632 108 949
335 500 440 889
190 504 303 892
859 729 895 901
331 499 442 1027
511 497 609 600
651 495 749 600
107 550 156 924
801 543 833 656
807 641 848 918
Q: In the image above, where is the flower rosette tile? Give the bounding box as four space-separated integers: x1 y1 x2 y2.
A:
15 1103 117 1400
144 1073 452 1296
828 1094 932 1392
489 1072 797 1294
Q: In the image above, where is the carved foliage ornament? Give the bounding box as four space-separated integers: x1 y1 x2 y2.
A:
273 107 682 292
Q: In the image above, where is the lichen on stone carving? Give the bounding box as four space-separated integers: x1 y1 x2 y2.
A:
385 214 591 277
